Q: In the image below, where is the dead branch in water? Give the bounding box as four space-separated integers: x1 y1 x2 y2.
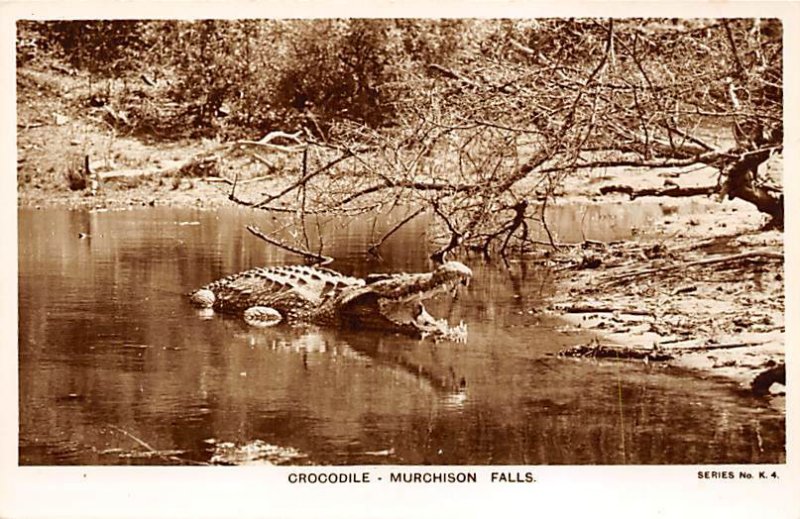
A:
368 206 426 258
751 363 785 395
478 200 530 259
246 225 333 265
684 340 779 352
559 338 778 362
553 304 653 317
430 202 465 264
599 184 718 198
559 342 674 361
601 250 783 285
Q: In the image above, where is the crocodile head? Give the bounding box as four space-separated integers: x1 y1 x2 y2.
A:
332 261 472 342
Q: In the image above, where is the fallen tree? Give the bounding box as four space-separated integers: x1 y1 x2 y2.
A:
216 19 782 260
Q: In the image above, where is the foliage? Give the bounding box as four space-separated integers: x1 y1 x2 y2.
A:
28 20 150 75
20 19 473 138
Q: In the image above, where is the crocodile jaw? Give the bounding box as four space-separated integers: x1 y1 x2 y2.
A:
364 261 472 302
411 303 468 343
346 266 472 342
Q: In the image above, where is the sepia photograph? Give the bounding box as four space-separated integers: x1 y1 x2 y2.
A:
15 15 787 466
4 5 797 518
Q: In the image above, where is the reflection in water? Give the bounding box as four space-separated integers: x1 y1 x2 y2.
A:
209 439 308 466
18 205 784 465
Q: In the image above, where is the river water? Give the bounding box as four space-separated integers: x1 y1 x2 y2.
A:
18 203 785 465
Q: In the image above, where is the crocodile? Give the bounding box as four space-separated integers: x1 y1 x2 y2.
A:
190 261 472 342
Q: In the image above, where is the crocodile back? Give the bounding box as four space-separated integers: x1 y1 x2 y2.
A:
201 265 364 318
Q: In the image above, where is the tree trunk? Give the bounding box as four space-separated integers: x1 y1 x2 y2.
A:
723 149 783 228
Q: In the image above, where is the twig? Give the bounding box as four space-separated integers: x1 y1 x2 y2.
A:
337 180 477 206
108 424 158 452
368 206 425 256
430 202 463 263
17 121 45 130
107 425 209 466
254 152 354 207
723 21 746 78
248 130 301 146
540 193 557 250
500 200 529 258
508 38 537 58
246 225 333 265
203 176 234 184
428 63 480 88
300 147 310 251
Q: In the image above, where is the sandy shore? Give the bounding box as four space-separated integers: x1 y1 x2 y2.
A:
544 166 784 403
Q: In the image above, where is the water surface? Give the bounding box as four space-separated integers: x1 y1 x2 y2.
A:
18 203 785 465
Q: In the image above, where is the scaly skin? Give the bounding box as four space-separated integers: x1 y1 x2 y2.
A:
190 262 472 342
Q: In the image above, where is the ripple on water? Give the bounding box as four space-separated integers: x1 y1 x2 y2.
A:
208 439 308 466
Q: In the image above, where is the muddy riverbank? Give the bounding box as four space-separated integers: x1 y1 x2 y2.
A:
545 197 784 403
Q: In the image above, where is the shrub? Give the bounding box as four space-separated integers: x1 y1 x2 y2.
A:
64 155 89 191
42 20 150 76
